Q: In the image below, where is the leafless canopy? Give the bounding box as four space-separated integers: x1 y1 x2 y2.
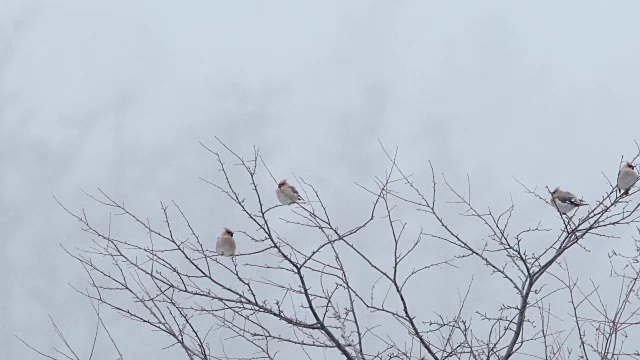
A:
21 140 640 360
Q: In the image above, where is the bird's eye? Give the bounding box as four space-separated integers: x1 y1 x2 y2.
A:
229 232 234 236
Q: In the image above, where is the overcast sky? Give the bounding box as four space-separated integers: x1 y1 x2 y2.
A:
3 1 640 358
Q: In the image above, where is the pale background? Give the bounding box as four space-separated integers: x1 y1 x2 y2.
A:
2 0 640 358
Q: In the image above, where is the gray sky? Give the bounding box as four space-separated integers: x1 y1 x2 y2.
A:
3 0 640 358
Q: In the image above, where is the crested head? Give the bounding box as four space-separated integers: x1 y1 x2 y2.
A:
551 186 561 194
278 179 288 188
624 161 635 169
222 227 234 236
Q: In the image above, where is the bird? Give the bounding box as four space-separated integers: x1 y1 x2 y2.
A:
216 227 236 256
550 187 588 214
617 161 638 196
276 179 303 205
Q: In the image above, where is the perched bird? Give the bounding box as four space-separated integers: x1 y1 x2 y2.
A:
216 227 236 256
617 161 638 196
276 179 303 205
550 187 588 214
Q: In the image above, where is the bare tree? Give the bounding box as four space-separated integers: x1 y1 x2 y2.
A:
16 298 123 360
21 139 640 359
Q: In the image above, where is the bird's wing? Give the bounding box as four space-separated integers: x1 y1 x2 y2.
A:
289 185 302 199
618 170 638 188
556 192 585 205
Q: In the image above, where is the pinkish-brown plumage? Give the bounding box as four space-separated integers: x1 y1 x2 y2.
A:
276 179 303 205
550 186 587 214
216 227 236 256
618 161 638 196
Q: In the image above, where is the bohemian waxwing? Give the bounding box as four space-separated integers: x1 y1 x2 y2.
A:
550 187 588 214
276 179 303 205
216 227 236 256
617 161 638 196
